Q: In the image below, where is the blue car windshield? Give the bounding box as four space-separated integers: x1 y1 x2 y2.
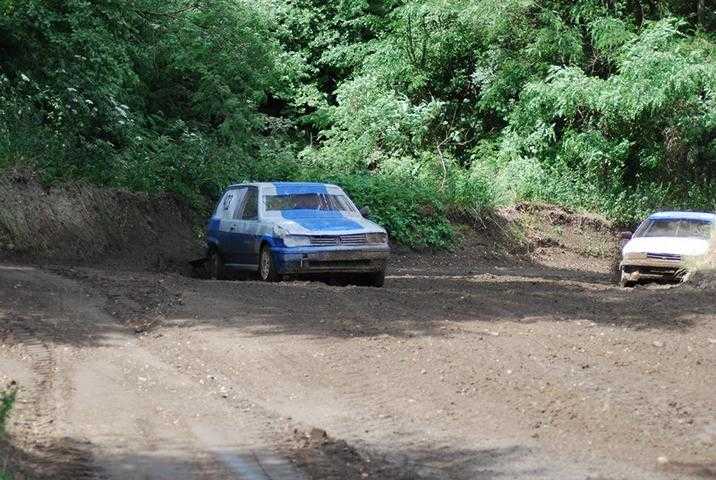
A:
635 219 713 239
264 193 357 213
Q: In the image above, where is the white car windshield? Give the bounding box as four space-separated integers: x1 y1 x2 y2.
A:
635 219 713 240
264 193 357 213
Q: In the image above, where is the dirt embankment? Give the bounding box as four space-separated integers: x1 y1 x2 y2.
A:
396 202 618 279
0 171 619 276
0 170 202 271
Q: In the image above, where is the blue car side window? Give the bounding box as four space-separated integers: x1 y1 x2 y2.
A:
231 188 248 219
222 193 234 212
241 187 258 220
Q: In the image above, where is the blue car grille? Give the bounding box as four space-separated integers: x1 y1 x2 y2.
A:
309 234 368 246
646 252 682 261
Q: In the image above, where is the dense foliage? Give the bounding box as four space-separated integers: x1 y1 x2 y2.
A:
1 0 714 247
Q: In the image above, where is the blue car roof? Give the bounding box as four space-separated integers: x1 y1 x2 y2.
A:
648 211 715 222
270 182 329 187
226 181 338 191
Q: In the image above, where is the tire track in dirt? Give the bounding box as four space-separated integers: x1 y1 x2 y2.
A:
132 344 306 480
146 322 561 479
133 332 310 479
1 265 307 480
7 315 97 479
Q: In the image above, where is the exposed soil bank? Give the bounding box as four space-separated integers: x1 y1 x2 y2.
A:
0 170 202 271
1 169 622 270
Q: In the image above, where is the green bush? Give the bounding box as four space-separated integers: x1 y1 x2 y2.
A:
2 0 714 249
502 19 716 222
322 173 456 249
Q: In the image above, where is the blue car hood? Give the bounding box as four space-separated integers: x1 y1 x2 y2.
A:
272 210 385 235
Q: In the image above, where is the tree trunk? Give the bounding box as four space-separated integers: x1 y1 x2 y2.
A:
698 0 705 27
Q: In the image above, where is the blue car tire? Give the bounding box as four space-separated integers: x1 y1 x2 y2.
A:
259 245 280 282
209 249 226 280
366 269 385 288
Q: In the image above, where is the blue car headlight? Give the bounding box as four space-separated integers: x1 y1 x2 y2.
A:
283 235 311 247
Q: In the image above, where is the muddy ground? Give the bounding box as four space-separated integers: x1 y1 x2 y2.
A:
0 206 715 480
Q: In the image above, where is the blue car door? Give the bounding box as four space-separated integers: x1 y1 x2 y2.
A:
207 191 231 249
233 186 260 266
218 187 247 264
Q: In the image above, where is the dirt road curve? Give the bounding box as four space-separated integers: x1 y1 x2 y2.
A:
0 250 714 480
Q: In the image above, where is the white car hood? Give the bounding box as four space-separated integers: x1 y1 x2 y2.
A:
623 237 710 256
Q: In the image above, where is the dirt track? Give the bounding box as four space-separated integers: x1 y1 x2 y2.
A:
1 245 715 479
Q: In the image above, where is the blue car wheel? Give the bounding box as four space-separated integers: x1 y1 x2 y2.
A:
259 245 280 282
364 269 385 287
209 249 226 280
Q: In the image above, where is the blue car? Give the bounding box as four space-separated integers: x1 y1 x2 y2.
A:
205 182 390 286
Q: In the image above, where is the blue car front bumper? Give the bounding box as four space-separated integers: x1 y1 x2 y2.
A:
271 245 390 274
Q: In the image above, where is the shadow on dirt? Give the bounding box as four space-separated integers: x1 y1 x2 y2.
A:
164 269 706 340
0 431 563 480
0 435 95 480
0 264 132 349
5 420 715 480
7 425 715 480
1 256 712 349
286 426 570 480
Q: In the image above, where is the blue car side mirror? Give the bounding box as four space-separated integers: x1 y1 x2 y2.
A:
359 206 371 218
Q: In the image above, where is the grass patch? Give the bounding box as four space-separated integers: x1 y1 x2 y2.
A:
0 385 16 437
0 384 17 480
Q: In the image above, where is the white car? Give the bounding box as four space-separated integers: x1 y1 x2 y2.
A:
619 211 715 287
